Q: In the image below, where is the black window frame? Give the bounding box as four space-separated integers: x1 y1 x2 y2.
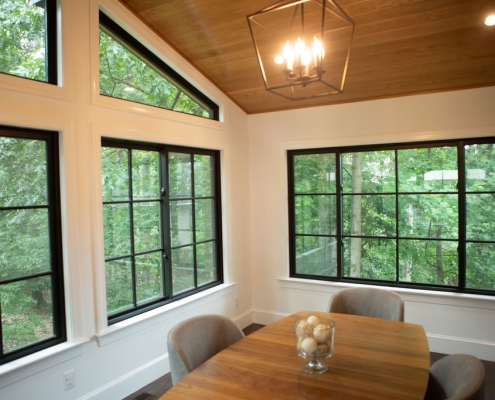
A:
101 139 224 324
98 12 219 121
0 125 66 365
288 136 495 296
0 0 58 84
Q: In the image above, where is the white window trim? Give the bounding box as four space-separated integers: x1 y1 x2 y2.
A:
96 282 235 347
91 124 234 335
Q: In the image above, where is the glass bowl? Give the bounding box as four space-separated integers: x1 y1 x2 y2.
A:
294 315 335 374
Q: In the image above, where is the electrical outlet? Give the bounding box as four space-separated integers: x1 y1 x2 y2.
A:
64 370 75 390
235 297 239 308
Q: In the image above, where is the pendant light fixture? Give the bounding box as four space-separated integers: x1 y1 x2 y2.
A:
247 0 355 100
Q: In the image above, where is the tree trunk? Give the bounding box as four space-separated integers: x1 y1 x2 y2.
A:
31 290 48 310
350 153 362 277
435 225 444 283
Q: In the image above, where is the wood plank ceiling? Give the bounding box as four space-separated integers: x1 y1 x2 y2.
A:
118 0 495 114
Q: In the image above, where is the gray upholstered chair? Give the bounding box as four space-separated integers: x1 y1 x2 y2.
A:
328 287 405 321
424 354 486 400
167 314 245 385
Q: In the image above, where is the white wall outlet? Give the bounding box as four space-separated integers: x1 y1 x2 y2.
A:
63 370 75 390
235 297 239 308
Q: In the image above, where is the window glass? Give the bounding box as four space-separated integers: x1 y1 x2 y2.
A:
465 143 495 290
102 141 222 322
289 139 495 294
0 127 65 365
0 0 56 83
291 153 338 278
99 12 218 120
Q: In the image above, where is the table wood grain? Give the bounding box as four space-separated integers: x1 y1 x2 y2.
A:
160 311 430 399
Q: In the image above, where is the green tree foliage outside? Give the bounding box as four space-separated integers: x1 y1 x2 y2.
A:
102 147 163 315
102 147 218 318
0 136 54 354
292 143 495 291
0 0 47 81
99 29 211 119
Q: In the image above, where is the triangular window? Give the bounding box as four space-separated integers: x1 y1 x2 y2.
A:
99 12 218 120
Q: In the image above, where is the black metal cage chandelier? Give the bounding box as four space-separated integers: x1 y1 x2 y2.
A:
247 0 355 100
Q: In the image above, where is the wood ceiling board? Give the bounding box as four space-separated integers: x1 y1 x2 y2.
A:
118 0 495 114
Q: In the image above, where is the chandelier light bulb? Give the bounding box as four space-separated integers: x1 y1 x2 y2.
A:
301 49 312 67
274 35 326 83
485 15 495 26
295 37 305 57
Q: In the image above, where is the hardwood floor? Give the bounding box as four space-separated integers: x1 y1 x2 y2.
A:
124 324 494 400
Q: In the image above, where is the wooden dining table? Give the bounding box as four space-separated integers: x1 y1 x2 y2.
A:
160 310 431 399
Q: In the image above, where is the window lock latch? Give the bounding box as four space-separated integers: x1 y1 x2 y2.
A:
161 187 166 196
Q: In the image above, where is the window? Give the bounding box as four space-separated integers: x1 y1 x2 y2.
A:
101 140 223 323
0 0 57 83
288 138 495 294
99 12 219 120
0 126 65 365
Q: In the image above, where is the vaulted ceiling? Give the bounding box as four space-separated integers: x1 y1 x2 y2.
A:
118 0 495 114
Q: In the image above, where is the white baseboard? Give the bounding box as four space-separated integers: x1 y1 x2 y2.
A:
78 354 169 400
233 309 254 329
428 333 495 362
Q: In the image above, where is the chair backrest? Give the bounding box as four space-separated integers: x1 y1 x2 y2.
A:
328 287 404 321
427 354 486 400
167 314 245 385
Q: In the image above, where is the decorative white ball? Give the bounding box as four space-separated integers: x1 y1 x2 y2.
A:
296 320 312 338
300 337 318 355
313 324 331 342
315 343 330 357
306 315 320 328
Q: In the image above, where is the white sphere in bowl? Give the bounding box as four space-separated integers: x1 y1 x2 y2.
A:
306 315 320 328
313 324 331 342
296 319 312 338
315 343 330 357
300 337 318 355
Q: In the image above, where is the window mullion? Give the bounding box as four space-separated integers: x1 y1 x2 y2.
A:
161 149 173 299
395 149 400 284
458 142 466 290
45 0 58 84
191 153 198 289
336 150 343 280
128 150 138 308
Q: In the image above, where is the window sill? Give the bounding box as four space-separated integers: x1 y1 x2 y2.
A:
278 278 495 310
0 340 88 389
96 282 235 347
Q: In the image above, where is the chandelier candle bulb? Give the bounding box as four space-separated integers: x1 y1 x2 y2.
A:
277 37 325 81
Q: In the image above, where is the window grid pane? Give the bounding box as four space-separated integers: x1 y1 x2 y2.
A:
289 140 495 294
0 128 65 365
102 142 222 323
0 0 56 83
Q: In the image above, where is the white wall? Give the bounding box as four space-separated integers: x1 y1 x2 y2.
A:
247 86 495 362
0 0 251 399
